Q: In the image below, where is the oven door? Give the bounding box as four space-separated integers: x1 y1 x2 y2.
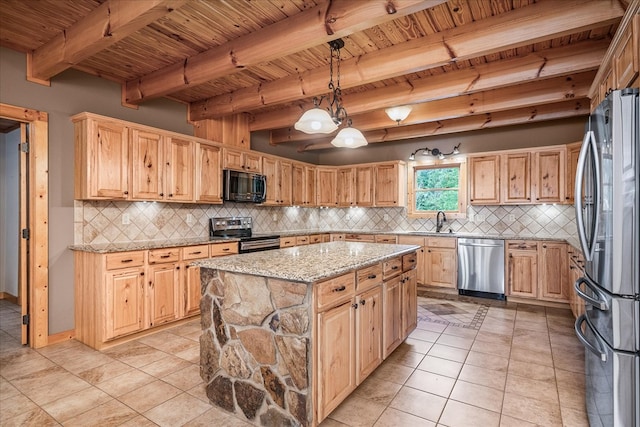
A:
239 237 281 253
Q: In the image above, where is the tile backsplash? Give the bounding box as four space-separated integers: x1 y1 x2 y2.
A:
75 201 577 245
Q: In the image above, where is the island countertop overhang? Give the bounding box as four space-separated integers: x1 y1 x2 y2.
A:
193 241 421 283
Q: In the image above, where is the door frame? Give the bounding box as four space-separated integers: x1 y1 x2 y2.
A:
0 103 48 348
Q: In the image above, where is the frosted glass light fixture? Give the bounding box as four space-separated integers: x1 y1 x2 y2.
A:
294 102 338 134
331 121 368 148
385 105 412 124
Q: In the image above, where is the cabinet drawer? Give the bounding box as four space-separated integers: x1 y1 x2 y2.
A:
105 251 145 270
356 263 383 292
331 234 345 241
148 248 180 264
402 253 417 271
280 237 296 248
309 234 323 244
181 244 210 260
375 235 397 244
296 235 310 245
315 272 355 311
345 233 375 242
426 237 456 249
210 242 238 257
383 257 402 279
507 240 537 251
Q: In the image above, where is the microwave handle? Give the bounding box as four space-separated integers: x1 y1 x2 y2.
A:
260 175 267 201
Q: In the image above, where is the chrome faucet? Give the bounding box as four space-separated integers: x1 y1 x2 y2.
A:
436 211 447 232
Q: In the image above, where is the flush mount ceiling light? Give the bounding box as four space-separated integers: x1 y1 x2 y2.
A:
409 144 461 161
294 38 367 148
385 105 412 124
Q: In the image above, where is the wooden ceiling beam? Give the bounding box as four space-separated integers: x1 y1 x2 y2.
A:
123 0 442 104
191 0 622 121
266 42 606 143
27 0 186 83
297 99 590 151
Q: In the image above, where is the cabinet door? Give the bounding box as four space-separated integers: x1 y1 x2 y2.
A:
130 128 163 200
355 166 374 207
425 247 457 288
88 120 130 199
398 236 426 285
195 143 222 203
539 242 569 302
613 15 639 88
279 161 292 205
402 269 418 338
383 275 403 358
337 167 355 207
317 300 356 421
183 264 202 317
533 149 565 203
148 263 180 327
304 166 317 207
222 148 243 170
262 157 279 205
508 248 538 298
317 167 337 206
565 142 582 204
243 152 262 173
374 163 402 207
292 163 305 206
356 286 383 384
500 153 530 204
469 155 500 204
105 268 144 340
165 137 194 202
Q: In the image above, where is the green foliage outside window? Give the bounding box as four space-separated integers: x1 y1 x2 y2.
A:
415 166 460 212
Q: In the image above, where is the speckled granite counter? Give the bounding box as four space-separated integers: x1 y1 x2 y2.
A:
69 236 238 253
194 241 420 283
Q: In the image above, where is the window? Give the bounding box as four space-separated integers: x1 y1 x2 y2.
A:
408 161 467 218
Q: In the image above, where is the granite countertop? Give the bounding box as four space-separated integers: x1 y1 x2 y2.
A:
69 236 240 254
193 241 421 283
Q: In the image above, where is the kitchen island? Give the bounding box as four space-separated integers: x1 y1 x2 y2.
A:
194 241 420 426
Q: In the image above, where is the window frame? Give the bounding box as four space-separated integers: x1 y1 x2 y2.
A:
407 158 467 219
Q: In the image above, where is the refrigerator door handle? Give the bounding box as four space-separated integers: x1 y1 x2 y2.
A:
574 314 607 362
574 129 600 262
574 276 609 311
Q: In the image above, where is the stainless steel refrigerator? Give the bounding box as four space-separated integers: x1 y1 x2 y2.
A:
574 88 639 427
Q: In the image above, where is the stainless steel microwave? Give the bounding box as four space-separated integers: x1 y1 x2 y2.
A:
222 169 266 203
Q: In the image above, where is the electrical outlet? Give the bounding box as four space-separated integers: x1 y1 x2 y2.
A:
122 213 130 225
507 214 515 222
186 214 194 225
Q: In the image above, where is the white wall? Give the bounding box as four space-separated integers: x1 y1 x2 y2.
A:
0 129 20 297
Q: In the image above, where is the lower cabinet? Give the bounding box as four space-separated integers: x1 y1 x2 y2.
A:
104 267 145 340
356 285 383 383
147 262 181 327
382 274 403 358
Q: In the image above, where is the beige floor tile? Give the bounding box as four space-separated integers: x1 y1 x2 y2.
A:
507 359 555 382
442 325 478 339
0 352 56 381
63 398 138 426
138 332 198 355
389 386 446 422
552 348 585 374
502 392 562 426
1 406 59 427
555 369 586 411
474 330 512 345
511 329 550 350
144 392 212 427
509 346 554 367
464 350 509 372
77 360 135 385
0 377 21 401
505 374 558 405
417 321 447 333
162 364 204 391
470 339 511 357
174 344 200 363
417 355 463 379
449 380 504 413
352 376 402 406
373 407 436 427
118 414 159 426
96 369 155 397
405 369 456 398
19 371 91 406
499 414 538 426
485 308 516 321
401 337 435 354
439 399 500 427
435 334 474 350
45 346 114 375
427 344 468 363
560 406 590 427
0 393 38 424
410 329 442 343
514 320 549 333
479 322 514 336
329 394 387 427
118 379 182 413
138 354 193 378
40 386 112 422
370 361 415 385
385 348 425 368
183 407 248 427
186 383 210 403
103 342 168 368
458 364 506 391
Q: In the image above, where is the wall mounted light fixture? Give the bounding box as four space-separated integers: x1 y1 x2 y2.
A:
385 105 412 124
409 144 461 161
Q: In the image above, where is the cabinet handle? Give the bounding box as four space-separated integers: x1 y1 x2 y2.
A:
222 248 230 251
160 192 164 197
140 272 144 276
190 251 202 255
427 249 431 253
332 285 346 292
391 266 399 270
123 191 129 195
542 245 547 248
408 258 416 263
352 303 359 309
186 265 191 269
360 299 366 305
367 274 377 279
121 259 133 263
176 266 180 270
160 254 171 258
168 193 173 197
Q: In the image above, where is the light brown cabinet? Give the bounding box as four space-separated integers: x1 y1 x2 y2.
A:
316 167 338 207
104 264 145 340
398 236 426 285
222 147 261 173
500 152 531 204
539 242 569 302
292 163 316 207
355 166 374 207
402 267 418 338
565 141 582 204
507 241 538 298
337 167 356 207
612 14 639 89
262 156 292 206
130 128 163 200
345 233 375 243
532 149 565 203
424 237 457 289
181 245 210 317
147 262 181 327
355 285 383 384
195 142 222 203
374 162 406 207
165 137 195 202
469 155 500 205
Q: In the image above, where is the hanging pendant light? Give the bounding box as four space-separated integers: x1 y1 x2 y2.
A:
330 120 368 148
294 98 338 134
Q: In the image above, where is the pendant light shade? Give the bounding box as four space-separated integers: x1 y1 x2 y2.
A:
330 124 368 148
385 105 412 124
294 107 338 134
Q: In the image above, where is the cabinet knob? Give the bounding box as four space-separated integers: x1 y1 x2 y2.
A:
123 191 129 195
352 303 359 309
360 300 366 306
160 192 164 197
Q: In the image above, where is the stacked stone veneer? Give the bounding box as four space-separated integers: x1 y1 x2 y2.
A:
199 268 313 426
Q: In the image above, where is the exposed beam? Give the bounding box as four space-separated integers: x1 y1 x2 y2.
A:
268 41 606 144
124 0 442 104
255 71 594 133
27 0 186 83
298 100 590 151
191 0 623 121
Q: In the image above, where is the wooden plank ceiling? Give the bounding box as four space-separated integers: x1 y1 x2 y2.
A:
0 0 625 151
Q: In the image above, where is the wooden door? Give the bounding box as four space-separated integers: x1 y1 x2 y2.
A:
130 128 163 200
105 268 144 340
356 286 383 384
402 269 418 338
317 300 356 421
398 236 426 285
337 167 355 207
147 263 180 327
243 152 262 173
262 156 279 205
500 152 530 204
383 275 403 358
292 162 305 206
222 148 243 170
182 245 210 317
88 119 129 199
425 247 457 288
565 142 582 204
469 155 500 204
533 149 565 203
374 163 400 206
304 166 316 206
165 137 194 202
507 242 538 298
355 166 374 207
195 143 222 203
539 242 569 302
279 161 292 205
316 167 337 207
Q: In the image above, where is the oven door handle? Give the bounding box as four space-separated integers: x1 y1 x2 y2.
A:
574 314 607 362
574 276 609 311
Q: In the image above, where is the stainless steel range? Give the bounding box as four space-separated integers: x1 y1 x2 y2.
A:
209 217 280 253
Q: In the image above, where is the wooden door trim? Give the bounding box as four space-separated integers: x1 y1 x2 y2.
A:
0 103 49 348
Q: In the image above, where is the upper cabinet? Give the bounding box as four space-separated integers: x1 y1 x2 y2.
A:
222 147 261 173
193 113 250 149
565 141 582 205
195 142 222 203
500 152 530 204
469 155 500 205
262 156 292 206
355 166 374 207
337 167 356 207
317 167 338 207
532 148 565 204
292 162 316 207
374 162 406 207
164 136 195 202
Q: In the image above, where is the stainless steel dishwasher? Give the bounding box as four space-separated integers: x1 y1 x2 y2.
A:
457 238 505 300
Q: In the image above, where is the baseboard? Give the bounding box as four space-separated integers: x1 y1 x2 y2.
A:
47 329 75 345
0 292 18 304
